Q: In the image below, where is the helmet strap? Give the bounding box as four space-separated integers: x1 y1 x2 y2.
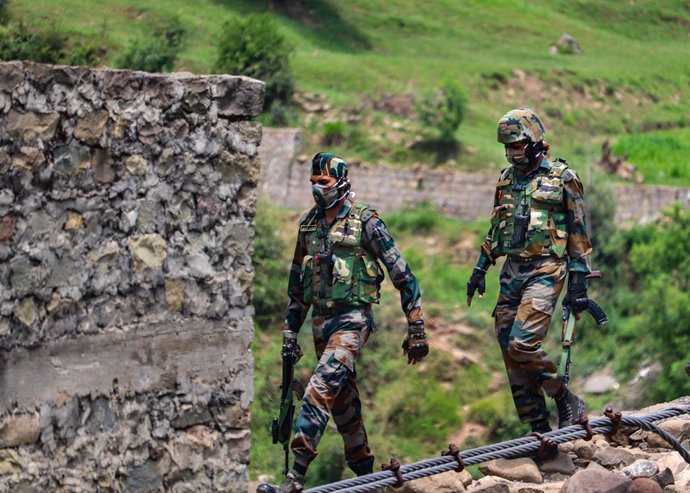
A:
525 140 545 165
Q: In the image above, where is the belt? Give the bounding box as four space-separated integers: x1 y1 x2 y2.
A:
507 254 555 263
312 303 363 317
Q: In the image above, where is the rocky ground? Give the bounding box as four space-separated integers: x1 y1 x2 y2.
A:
396 397 690 493
248 396 690 493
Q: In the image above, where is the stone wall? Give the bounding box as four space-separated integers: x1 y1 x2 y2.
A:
258 129 690 223
0 61 263 492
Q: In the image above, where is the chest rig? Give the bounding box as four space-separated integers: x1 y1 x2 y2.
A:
489 160 569 259
299 202 384 311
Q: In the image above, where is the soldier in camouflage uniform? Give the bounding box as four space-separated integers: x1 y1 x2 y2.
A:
467 109 598 442
272 153 429 493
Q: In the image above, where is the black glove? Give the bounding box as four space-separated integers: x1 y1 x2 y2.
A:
562 273 589 315
402 323 428 365
282 330 303 362
466 267 486 307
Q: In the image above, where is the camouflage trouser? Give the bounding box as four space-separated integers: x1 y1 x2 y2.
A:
291 307 375 474
494 257 567 425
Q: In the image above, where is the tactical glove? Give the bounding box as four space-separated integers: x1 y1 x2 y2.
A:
562 272 589 315
402 323 429 365
282 330 303 362
466 267 486 307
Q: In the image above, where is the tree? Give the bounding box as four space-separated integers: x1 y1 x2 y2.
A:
214 13 294 112
417 79 467 143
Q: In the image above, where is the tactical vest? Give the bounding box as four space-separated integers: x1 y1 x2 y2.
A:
299 202 384 310
488 160 569 259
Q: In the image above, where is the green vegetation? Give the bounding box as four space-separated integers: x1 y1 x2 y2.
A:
585 205 690 402
5 0 689 180
252 200 290 327
214 14 294 115
0 21 65 64
417 79 467 143
612 128 690 186
116 16 185 72
0 0 9 24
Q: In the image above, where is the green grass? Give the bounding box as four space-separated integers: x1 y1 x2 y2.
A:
612 128 690 187
8 0 690 181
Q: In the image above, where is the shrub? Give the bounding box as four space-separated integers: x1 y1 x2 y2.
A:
253 200 289 326
322 121 347 146
0 21 65 64
66 43 99 66
116 17 185 72
214 14 294 112
417 79 467 142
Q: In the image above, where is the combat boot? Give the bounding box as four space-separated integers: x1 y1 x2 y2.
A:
554 387 586 429
256 470 305 493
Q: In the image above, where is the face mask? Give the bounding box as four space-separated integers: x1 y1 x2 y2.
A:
312 183 341 209
506 147 530 167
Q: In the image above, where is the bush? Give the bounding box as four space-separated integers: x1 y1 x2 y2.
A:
322 121 347 146
417 79 467 142
0 21 65 63
253 200 289 325
214 14 294 112
66 43 99 66
116 17 185 72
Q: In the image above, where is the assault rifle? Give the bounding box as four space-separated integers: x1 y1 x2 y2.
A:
559 271 608 385
271 330 304 474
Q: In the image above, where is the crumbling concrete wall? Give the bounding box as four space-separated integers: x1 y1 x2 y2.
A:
0 61 263 492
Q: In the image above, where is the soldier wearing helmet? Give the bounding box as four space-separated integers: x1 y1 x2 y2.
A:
466 109 597 449
263 153 428 493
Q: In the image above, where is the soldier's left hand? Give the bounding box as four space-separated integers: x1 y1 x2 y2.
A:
466 267 486 307
562 278 589 315
402 323 429 365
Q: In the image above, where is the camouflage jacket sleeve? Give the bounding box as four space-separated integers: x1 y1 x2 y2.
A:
563 169 593 274
478 186 502 267
284 232 310 333
362 213 423 324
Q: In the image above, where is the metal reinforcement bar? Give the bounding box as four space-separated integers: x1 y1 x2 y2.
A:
304 405 690 493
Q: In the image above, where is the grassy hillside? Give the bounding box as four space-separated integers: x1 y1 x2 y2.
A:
9 0 690 182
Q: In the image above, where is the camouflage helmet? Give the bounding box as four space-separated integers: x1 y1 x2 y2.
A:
497 108 546 144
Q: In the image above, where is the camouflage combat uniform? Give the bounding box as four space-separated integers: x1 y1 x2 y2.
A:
481 158 592 425
285 197 423 474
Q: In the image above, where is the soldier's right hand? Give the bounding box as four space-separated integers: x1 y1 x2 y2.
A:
466 267 486 306
282 330 303 361
402 323 429 365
